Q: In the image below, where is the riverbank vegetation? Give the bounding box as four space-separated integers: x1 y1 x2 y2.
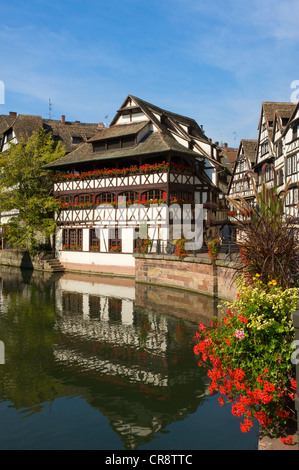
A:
0 129 65 253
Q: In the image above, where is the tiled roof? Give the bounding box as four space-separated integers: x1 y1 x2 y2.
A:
42 119 101 152
44 129 199 169
87 121 148 142
241 139 258 163
127 95 209 142
0 114 16 139
0 113 101 153
262 102 295 122
261 102 296 141
45 95 211 169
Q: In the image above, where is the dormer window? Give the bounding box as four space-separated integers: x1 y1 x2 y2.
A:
6 129 13 142
72 136 84 144
93 135 136 152
282 118 289 127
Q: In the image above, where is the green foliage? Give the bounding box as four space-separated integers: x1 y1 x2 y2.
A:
194 275 298 437
0 128 65 251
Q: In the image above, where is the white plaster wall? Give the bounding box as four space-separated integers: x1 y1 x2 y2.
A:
121 227 134 253
57 278 135 300
58 250 136 268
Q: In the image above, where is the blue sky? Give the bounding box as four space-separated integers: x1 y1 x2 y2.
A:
1 0 299 147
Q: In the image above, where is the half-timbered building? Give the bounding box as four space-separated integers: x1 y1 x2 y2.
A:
45 95 230 275
279 102 299 221
227 139 258 241
254 102 296 191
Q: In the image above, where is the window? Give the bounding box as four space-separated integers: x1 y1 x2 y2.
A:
286 155 297 176
62 228 82 251
6 129 13 142
72 136 84 144
292 154 297 174
60 195 71 204
170 191 193 201
121 136 136 148
90 228 100 251
78 194 92 205
93 135 137 152
261 142 269 156
143 189 165 201
277 141 283 157
107 138 120 150
285 188 298 207
278 169 284 186
97 192 115 204
109 227 122 252
119 192 139 203
292 125 299 141
93 141 106 152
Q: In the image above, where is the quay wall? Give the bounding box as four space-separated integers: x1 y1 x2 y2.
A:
0 250 238 301
134 254 238 301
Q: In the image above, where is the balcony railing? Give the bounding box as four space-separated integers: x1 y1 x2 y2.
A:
53 171 201 193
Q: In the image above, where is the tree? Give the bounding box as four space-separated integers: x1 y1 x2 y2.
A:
0 128 65 252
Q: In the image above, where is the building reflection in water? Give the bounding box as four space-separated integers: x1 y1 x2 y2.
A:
0 267 221 450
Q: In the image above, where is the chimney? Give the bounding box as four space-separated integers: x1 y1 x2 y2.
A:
9 112 17 118
61 115 65 124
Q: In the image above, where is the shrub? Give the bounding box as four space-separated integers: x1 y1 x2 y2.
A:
207 238 220 260
174 239 190 259
193 275 298 438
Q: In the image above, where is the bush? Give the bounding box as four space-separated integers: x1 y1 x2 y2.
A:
193 275 298 437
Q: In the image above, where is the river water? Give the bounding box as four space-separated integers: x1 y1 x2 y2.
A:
0 266 259 450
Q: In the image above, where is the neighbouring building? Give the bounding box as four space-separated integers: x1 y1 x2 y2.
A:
228 100 298 241
45 95 231 275
254 102 296 192
278 101 299 220
227 139 258 241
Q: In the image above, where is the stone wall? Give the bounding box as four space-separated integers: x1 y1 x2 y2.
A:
0 250 50 271
134 254 238 301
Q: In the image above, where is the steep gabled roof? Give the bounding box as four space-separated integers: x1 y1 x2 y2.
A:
259 102 295 141
242 139 258 164
227 139 258 195
111 94 209 142
272 103 296 142
45 95 214 170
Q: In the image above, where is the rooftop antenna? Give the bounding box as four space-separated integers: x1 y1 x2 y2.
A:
48 99 54 120
233 131 237 145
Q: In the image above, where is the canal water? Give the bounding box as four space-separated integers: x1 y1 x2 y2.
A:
0 266 259 450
